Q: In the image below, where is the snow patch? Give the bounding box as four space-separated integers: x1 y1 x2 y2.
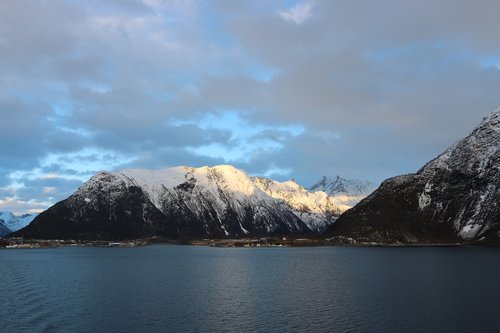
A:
239 223 249 234
221 224 229 236
418 182 432 210
458 223 482 240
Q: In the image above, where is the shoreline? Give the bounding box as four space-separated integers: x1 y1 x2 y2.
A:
1 236 497 249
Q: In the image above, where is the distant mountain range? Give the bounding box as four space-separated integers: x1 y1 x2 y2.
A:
0 212 36 238
12 166 373 240
309 176 376 207
11 109 500 244
327 109 500 244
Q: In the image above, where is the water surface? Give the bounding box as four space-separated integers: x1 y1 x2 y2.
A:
1 245 499 332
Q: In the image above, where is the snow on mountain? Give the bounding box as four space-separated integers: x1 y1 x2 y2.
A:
309 176 377 207
327 108 500 244
105 165 342 234
252 177 342 232
14 165 344 240
115 165 272 213
0 212 36 237
416 109 500 240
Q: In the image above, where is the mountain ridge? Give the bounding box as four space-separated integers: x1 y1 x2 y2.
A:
0 212 36 238
309 175 376 207
326 109 500 244
13 165 346 240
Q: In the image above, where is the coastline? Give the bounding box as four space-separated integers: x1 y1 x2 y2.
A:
1 236 496 249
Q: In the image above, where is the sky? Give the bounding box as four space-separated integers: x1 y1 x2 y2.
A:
1 0 500 214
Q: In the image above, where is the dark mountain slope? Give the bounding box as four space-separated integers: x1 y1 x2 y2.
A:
327 109 500 244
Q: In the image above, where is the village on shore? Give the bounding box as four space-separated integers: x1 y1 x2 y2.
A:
1 235 474 249
0 236 339 249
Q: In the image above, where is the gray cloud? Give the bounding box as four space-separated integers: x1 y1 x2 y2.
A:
0 0 83 74
0 97 79 169
90 123 233 155
208 0 500 177
121 147 228 171
14 177 83 202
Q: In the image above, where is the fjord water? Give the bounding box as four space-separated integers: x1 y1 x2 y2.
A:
1 246 499 332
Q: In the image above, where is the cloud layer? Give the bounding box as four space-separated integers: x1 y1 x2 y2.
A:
1 0 500 212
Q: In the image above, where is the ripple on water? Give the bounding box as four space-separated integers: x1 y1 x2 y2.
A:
1 246 500 333
1 252 60 333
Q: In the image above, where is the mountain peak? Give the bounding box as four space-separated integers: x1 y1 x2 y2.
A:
421 109 500 176
327 108 500 244
481 107 500 124
282 179 303 190
211 164 241 172
309 175 376 197
0 212 37 237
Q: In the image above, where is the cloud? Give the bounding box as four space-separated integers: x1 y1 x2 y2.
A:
0 197 50 214
1 0 500 212
0 174 82 214
279 1 314 25
216 0 500 168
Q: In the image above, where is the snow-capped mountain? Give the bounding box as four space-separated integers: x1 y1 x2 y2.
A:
14 165 344 240
0 212 36 237
309 176 376 207
327 109 500 244
253 177 343 232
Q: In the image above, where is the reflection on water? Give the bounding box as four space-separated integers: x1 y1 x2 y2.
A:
1 246 499 332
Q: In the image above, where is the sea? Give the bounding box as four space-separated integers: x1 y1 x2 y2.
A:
1 245 499 332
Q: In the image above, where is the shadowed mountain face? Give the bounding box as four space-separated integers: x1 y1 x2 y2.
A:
12 165 343 240
13 173 177 240
0 223 10 238
327 109 500 244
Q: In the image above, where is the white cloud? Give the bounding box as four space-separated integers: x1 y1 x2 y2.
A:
0 197 51 214
279 1 314 25
42 187 57 194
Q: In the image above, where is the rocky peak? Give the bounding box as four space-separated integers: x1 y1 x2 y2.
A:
421 108 500 176
327 108 500 244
